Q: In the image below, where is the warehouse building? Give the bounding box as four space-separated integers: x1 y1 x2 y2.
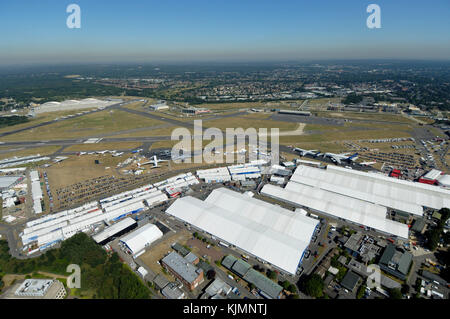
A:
166 188 319 275
1 279 66 299
161 251 204 290
288 165 441 216
0 176 23 191
120 223 163 256
378 244 413 280
261 183 409 239
92 217 137 245
221 255 283 299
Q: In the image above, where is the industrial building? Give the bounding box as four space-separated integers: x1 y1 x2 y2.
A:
378 244 413 280
278 110 311 116
35 98 116 114
119 223 163 256
161 251 204 290
166 187 319 274
1 279 66 299
20 184 169 253
0 176 23 191
288 165 446 216
259 164 450 239
196 161 267 183
30 171 43 215
92 217 137 245
222 255 283 299
262 183 409 239
149 100 169 111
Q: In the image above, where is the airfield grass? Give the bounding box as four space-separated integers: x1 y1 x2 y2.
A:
0 145 61 160
45 155 124 190
203 114 298 132
1 109 166 141
0 109 98 135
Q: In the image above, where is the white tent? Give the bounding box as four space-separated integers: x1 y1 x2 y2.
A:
120 224 163 255
166 188 319 275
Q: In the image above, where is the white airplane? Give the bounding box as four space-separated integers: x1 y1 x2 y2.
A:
233 148 247 154
96 150 109 155
252 148 270 157
322 152 359 164
77 152 87 156
112 152 124 157
140 155 169 168
360 161 376 167
294 148 318 157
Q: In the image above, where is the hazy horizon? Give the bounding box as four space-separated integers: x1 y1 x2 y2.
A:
1 0 449 66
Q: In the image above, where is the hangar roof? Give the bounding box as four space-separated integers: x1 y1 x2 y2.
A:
166 188 319 274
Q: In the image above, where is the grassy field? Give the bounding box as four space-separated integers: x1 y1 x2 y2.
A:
0 109 98 135
1 109 166 141
0 145 61 160
45 155 124 190
203 114 298 132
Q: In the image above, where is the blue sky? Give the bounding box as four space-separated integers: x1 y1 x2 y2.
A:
0 0 449 65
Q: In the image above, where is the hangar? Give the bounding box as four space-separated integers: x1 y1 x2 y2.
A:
290 165 427 216
165 187 319 275
93 217 137 245
120 223 163 256
261 183 409 239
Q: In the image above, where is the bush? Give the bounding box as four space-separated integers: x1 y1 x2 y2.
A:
303 274 324 298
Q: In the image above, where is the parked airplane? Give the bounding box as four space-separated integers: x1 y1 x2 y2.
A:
359 161 376 167
140 155 169 168
96 150 109 155
322 152 359 164
294 148 318 157
112 152 124 157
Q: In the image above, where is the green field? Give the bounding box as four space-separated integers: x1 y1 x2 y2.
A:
1 109 166 141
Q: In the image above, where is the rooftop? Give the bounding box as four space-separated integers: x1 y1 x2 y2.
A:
162 251 203 284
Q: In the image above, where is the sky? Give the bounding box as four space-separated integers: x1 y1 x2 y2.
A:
0 0 449 65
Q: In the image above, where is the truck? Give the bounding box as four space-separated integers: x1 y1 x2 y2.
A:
219 241 230 248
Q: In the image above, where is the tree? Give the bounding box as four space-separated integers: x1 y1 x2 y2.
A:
388 288 403 299
206 270 216 280
356 284 366 299
401 284 410 295
287 283 297 294
267 270 277 281
303 274 324 298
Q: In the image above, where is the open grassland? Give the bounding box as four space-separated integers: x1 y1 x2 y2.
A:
279 126 413 146
45 155 123 189
204 114 298 132
0 145 61 160
1 109 166 141
0 109 98 135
